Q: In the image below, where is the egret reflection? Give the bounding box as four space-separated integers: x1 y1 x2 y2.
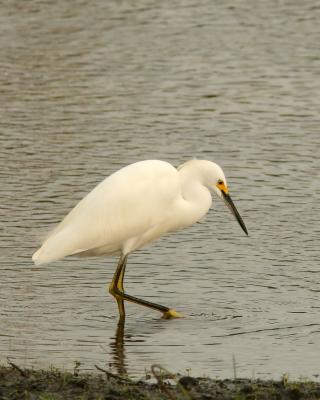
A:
109 319 127 375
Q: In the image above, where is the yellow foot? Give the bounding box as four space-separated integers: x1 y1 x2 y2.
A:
162 309 184 319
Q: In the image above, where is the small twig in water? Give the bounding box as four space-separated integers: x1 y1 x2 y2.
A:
7 357 28 377
232 354 237 380
94 364 130 383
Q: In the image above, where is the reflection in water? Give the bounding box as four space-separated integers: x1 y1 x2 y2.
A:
109 319 127 376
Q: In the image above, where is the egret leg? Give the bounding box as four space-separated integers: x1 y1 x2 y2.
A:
115 256 127 318
109 256 127 319
109 255 183 319
118 256 126 293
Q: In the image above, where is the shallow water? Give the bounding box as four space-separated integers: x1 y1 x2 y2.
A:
1 0 319 380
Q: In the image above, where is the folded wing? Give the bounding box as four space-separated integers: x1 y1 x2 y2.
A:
32 160 181 265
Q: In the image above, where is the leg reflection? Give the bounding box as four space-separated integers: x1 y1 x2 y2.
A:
109 317 127 375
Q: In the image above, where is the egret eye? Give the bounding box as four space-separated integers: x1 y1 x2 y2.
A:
218 180 224 185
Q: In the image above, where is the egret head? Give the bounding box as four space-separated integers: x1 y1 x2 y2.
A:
203 161 248 236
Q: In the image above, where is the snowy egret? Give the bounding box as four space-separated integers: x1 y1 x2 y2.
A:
32 159 248 319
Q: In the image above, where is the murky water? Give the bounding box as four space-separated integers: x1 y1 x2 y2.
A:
1 0 319 380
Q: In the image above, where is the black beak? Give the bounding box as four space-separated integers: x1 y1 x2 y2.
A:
221 191 248 236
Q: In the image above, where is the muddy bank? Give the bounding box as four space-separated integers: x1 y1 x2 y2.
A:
1 363 319 400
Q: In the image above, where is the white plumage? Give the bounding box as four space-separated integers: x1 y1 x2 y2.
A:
34 161 202 264
32 159 247 319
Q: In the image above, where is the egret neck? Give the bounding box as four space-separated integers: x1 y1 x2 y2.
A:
178 163 212 227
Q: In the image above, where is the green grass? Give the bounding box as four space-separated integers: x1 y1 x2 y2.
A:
1 362 319 400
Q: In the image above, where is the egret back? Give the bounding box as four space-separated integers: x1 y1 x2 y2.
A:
32 160 183 265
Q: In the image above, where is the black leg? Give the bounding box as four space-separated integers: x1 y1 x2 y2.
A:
109 255 183 319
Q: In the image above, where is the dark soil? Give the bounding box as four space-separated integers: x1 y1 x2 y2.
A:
1 363 319 400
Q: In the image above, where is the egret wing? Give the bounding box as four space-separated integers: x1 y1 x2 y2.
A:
32 161 181 265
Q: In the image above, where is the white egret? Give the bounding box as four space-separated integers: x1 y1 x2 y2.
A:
32 159 248 319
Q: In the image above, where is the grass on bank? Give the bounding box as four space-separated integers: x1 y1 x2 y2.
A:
1 360 319 400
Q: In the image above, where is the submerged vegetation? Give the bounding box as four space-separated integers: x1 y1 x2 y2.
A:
1 361 319 400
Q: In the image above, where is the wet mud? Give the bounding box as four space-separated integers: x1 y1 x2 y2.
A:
1 363 319 400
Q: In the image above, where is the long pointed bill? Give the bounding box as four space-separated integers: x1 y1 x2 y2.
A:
221 191 248 236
